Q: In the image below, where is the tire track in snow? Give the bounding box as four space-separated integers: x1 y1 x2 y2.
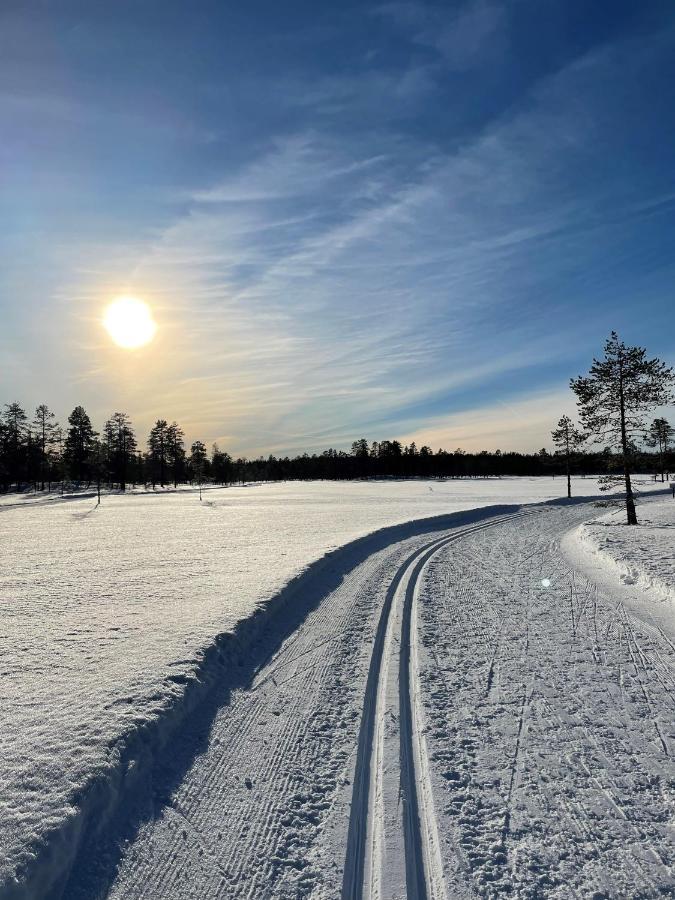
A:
342 512 531 900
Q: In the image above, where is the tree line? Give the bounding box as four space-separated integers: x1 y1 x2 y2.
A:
0 405 233 493
2 334 673 512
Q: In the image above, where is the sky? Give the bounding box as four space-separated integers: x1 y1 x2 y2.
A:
2 0 675 457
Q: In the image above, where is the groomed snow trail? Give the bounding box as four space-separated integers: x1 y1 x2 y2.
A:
61 501 674 899
69 511 511 899
342 513 531 900
417 503 675 898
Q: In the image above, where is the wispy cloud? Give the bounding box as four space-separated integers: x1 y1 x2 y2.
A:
376 0 506 69
4 3 674 455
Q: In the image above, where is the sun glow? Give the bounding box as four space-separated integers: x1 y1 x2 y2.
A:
104 296 157 349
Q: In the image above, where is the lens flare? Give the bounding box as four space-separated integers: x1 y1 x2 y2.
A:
104 297 157 349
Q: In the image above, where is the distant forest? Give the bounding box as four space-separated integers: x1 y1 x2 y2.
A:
1 401 672 493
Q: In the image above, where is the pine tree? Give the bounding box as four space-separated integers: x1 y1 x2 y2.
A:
2 403 28 490
190 440 208 500
64 406 96 484
33 404 58 490
645 417 673 483
571 332 674 524
104 412 136 491
351 438 369 478
167 422 186 488
147 420 170 487
211 443 233 484
350 438 369 458
52 425 65 494
551 415 586 498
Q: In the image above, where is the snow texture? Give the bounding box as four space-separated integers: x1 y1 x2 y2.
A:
575 495 675 602
0 479 672 898
418 504 674 898
0 478 660 897
90 501 674 899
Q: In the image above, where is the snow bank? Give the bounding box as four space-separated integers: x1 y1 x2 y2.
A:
574 495 675 602
0 478 601 896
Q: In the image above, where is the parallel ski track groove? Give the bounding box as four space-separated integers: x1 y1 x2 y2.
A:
341 510 532 900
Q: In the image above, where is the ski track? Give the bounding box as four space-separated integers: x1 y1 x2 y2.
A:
76 519 474 899
417 506 675 899
341 512 530 900
56 501 675 899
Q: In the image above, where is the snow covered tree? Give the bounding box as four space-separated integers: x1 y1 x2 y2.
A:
33 404 58 490
551 415 586 498
571 332 674 524
64 406 96 484
645 417 673 483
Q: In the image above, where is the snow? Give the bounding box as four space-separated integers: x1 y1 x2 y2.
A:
88 501 674 899
416 509 675 897
0 477 659 896
573 495 675 603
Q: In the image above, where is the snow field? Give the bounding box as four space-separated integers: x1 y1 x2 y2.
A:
0 478 600 897
100 501 675 899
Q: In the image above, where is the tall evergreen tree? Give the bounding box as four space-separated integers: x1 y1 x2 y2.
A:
190 440 208 499
33 404 58 490
351 438 369 477
571 332 674 524
211 443 233 484
551 415 586 498
167 422 186 488
52 425 65 493
64 406 96 484
147 420 170 487
2 403 28 489
645 417 673 483
104 412 136 491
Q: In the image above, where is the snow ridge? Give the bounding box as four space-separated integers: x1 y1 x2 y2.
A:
574 498 675 604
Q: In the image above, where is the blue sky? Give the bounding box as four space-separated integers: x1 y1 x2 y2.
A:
2 0 675 455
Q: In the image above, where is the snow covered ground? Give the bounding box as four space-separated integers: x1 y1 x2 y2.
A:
61 500 674 899
0 478 669 897
572 495 675 602
418 507 674 898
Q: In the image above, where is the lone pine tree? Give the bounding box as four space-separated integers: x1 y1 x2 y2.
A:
571 332 674 525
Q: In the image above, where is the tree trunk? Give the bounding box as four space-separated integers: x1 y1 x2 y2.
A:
618 356 638 525
40 425 46 491
565 436 571 498
624 466 637 524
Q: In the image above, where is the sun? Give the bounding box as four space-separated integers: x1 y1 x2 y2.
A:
104 296 157 349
